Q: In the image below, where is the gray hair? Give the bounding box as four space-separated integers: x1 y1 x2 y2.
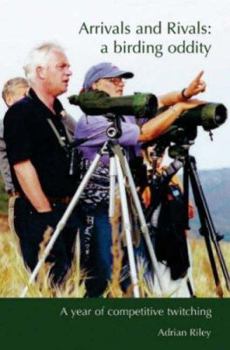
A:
2 77 29 103
23 42 65 84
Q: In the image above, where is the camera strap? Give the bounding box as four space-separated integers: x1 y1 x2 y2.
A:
27 90 75 175
46 118 75 175
46 117 72 148
27 90 72 148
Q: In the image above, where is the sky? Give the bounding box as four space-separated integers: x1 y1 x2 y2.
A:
0 0 229 170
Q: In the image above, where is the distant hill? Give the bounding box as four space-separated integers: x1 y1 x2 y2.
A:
189 168 230 241
0 168 230 240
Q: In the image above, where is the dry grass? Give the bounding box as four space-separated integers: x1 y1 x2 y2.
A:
0 230 86 298
0 228 230 298
190 238 230 298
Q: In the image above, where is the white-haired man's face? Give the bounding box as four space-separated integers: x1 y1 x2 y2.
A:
38 49 72 97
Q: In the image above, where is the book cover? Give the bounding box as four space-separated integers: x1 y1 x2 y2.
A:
0 0 229 349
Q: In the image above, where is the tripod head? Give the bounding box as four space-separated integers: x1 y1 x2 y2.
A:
104 113 124 139
71 113 126 149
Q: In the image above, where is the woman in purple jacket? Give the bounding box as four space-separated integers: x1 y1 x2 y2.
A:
75 62 206 297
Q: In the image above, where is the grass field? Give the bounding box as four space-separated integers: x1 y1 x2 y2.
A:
0 222 229 298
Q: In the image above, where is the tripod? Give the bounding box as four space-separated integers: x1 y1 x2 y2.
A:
20 117 165 298
182 149 230 297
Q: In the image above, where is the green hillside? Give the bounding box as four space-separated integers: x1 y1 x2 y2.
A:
189 168 230 241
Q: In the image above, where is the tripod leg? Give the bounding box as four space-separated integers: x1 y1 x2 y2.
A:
183 157 190 230
186 278 196 297
20 152 103 297
109 156 117 218
114 154 140 297
117 150 166 295
190 158 230 291
186 235 196 297
188 157 229 296
203 232 223 297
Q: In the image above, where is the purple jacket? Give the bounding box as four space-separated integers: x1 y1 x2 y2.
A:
74 114 143 208
75 114 141 164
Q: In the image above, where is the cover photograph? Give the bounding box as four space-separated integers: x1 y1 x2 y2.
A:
0 0 229 348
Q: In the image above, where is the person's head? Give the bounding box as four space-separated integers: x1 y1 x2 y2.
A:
2 77 29 107
82 62 134 97
23 42 72 97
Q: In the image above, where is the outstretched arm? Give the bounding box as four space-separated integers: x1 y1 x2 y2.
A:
158 71 206 107
138 99 205 142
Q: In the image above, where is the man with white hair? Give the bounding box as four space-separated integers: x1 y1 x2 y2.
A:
4 42 80 284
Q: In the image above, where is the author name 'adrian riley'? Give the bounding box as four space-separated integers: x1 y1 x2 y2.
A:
157 328 211 339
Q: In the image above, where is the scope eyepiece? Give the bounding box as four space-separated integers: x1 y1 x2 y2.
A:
213 105 227 127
